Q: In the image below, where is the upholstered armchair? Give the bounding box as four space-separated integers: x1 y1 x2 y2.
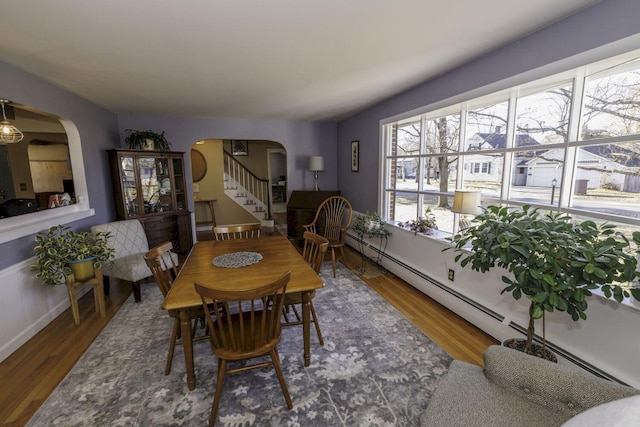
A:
91 219 153 302
421 345 638 426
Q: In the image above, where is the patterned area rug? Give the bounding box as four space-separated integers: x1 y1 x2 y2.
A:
27 263 452 426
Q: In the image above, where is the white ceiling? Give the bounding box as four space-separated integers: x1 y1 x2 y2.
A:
0 0 599 121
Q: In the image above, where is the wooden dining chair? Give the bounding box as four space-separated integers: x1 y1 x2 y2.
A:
281 231 328 345
304 195 352 277
195 271 293 427
144 241 208 375
212 223 261 240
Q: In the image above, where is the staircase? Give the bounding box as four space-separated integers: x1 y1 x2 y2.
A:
223 150 274 227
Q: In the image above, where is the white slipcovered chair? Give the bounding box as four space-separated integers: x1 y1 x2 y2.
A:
91 219 163 302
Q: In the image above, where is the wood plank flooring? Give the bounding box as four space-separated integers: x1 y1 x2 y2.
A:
0 237 496 426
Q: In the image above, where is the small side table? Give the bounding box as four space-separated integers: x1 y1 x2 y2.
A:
65 267 105 326
194 198 217 228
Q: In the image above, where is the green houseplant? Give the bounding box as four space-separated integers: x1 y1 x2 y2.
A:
350 212 392 273
398 207 438 235
124 129 172 152
447 204 640 359
351 211 392 239
31 225 115 286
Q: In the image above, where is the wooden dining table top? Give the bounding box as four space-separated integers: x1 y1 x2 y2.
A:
162 235 325 311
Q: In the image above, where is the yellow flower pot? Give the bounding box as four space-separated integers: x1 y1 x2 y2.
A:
67 257 96 281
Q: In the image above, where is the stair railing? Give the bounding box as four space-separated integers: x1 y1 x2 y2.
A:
223 150 272 220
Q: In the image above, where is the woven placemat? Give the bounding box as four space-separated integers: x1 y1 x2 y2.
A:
212 251 263 268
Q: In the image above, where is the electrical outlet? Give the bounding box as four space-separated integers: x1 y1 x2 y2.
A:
448 269 455 281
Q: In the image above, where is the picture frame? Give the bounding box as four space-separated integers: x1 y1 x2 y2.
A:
232 140 249 156
351 140 359 172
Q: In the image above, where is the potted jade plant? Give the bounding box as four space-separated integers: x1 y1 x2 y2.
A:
124 129 172 152
447 205 640 361
31 225 115 285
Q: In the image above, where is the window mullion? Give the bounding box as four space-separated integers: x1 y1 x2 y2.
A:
502 90 517 202
560 70 585 208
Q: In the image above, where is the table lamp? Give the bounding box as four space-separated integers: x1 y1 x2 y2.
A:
308 156 324 191
452 190 481 230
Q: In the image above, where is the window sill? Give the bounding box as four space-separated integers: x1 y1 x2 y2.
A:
590 286 640 313
390 222 453 243
0 203 95 245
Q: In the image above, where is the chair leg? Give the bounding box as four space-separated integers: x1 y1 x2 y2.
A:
209 359 227 427
291 304 302 322
337 246 346 267
331 248 337 278
132 280 142 302
166 318 180 375
309 301 324 346
103 276 110 295
270 348 293 409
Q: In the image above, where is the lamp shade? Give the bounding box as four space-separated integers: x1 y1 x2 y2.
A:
308 156 325 172
452 190 481 215
0 100 23 144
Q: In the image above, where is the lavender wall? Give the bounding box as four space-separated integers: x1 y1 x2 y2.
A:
117 115 338 213
0 61 120 269
0 69 338 271
337 0 640 213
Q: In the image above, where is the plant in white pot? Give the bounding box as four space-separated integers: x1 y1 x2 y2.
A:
30 225 115 285
447 205 640 361
350 211 392 273
351 211 392 239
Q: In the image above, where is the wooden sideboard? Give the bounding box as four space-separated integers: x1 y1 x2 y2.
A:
287 190 340 244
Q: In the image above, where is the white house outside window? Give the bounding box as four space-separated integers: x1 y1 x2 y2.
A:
381 49 640 240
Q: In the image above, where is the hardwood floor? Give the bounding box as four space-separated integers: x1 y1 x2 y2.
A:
0 280 133 427
0 236 496 426
341 247 497 365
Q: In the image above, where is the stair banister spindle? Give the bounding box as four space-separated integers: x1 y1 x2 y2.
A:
222 149 273 222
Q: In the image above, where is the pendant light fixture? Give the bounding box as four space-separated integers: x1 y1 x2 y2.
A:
0 99 24 144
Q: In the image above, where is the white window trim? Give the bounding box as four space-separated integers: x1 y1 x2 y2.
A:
380 43 640 232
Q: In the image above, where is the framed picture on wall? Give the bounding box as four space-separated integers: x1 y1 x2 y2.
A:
232 140 249 156
351 140 359 172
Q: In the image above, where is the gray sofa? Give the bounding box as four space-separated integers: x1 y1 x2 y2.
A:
421 345 639 427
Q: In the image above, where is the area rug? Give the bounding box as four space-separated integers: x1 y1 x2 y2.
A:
27 263 452 426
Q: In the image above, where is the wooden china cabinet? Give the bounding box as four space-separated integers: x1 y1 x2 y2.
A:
107 149 193 253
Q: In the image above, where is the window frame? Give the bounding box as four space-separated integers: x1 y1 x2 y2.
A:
380 48 640 236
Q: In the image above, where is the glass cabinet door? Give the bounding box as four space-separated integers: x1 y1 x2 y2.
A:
172 158 186 212
138 157 174 214
120 156 139 217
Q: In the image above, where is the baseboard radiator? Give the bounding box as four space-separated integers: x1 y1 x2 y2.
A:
346 233 631 386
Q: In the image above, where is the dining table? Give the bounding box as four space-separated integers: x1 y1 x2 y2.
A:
162 234 325 390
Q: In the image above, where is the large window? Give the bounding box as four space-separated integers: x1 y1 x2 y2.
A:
382 50 640 237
